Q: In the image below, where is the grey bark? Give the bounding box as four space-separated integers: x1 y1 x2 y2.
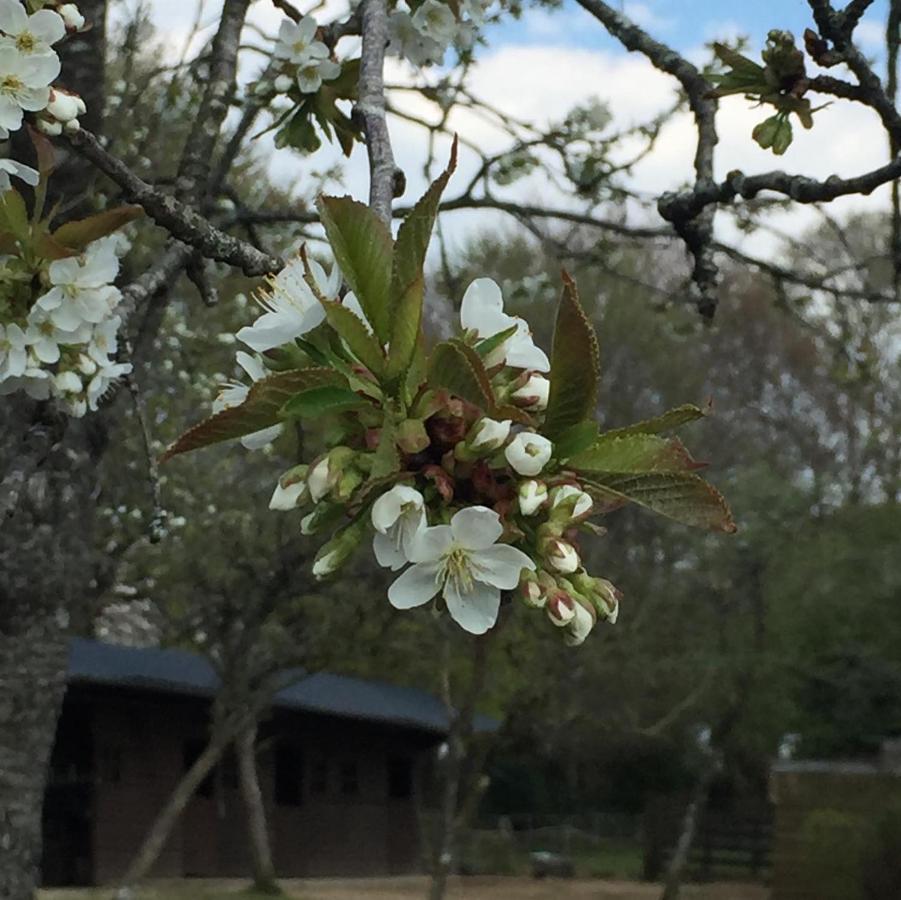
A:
236 723 280 895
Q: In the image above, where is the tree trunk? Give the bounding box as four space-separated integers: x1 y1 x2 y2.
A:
0 613 70 900
236 723 280 895
659 762 715 900
115 731 229 895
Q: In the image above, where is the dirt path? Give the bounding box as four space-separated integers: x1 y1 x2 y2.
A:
42 876 768 900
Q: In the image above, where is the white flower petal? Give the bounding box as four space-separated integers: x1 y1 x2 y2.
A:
408 524 453 563
450 506 502 551
388 561 441 609
470 544 535 590
373 530 407 571
0 0 27 34
241 423 282 450
28 9 66 45
443 577 499 635
460 278 506 333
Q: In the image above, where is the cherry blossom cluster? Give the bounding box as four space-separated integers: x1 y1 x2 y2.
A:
270 15 340 96
217 259 620 645
0 0 86 190
387 0 492 67
0 233 132 416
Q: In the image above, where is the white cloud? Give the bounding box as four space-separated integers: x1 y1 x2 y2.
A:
622 2 673 33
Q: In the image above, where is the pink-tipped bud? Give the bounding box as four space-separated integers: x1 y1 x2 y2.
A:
546 590 576 627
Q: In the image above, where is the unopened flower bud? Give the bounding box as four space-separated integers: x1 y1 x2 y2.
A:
518 571 545 608
36 118 62 136
269 464 309 511
468 417 512 453
518 479 548 515
58 3 85 29
47 91 82 124
396 418 430 454
543 537 580 574
307 446 355 502
274 74 293 93
505 431 553 476
546 590 576 626
564 599 597 647
511 373 550 410
312 521 365 580
54 370 82 393
550 484 592 521
64 118 80 133
77 353 97 376
571 571 621 622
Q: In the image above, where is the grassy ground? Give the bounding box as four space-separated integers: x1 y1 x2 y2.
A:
40 876 768 900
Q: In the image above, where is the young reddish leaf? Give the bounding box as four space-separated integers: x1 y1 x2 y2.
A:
317 194 393 343
569 433 706 474
543 271 600 438
50 205 143 254
161 368 342 462
427 340 493 411
582 471 736 533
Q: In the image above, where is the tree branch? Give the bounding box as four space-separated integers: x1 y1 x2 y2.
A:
575 0 720 316
67 129 281 276
357 0 402 224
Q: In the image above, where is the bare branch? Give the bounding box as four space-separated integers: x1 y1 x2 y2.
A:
357 0 402 223
575 0 720 316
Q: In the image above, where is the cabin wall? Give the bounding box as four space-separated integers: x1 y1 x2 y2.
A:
43 685 434 886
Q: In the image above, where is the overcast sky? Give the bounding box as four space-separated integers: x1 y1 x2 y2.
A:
137 0 895 262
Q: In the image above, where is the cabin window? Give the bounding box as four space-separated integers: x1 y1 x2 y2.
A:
274 744 303 806
183 739 214 798
387 756 413 799
340 760 359 796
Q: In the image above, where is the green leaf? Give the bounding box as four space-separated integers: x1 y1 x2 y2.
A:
317 194 393 343
582 472 736 533
752 114 793 155
384 275 424 388
601 403 709 438
48 206 143 255
554 421 599 460
475 324 518 362
321 300 385 376
385 140 458 387
427 340 493 411
281 385 367 419
569 433 704 474
161 368 342 462
713 43 766 77
543 272 600 439
370 417 400 478
0 190 29 242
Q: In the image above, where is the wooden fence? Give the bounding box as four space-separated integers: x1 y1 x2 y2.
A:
644 804 773 883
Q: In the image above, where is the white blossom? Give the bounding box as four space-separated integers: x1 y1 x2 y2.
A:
269 476 307 511
236 255 338 352
273 16 326 65
0 155 38 191
388 506 534 634
0 321 27 378
0 42 59 132
86 357 131 410
212 351 282 449
504 431 553 476
460 278 550 372
24 304 88 363
295 56 339 94
387 11 443 66
0 1 65 57
371 485 427 571
411 0 457 44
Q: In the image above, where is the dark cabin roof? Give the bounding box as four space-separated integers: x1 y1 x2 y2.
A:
68 638 495 736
